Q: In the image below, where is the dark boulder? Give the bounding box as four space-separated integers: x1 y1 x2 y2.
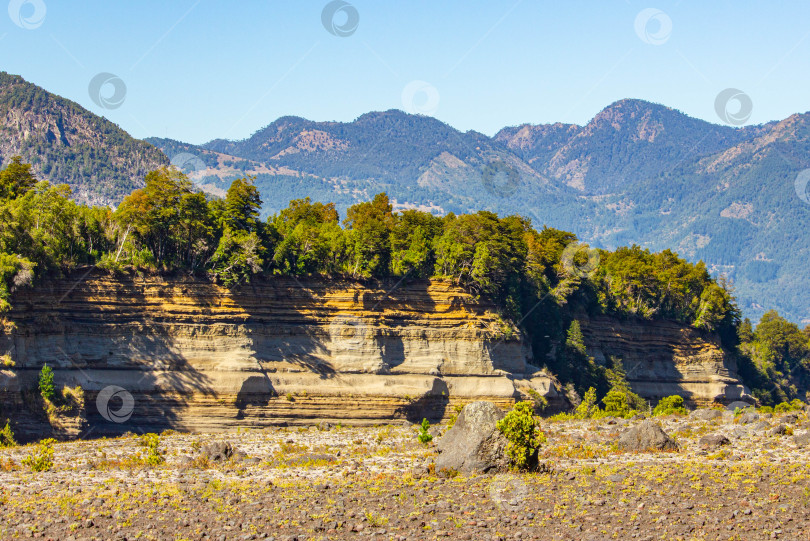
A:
618 421 679 452
435 401 509 473
699 434 730 449
200 441 235 462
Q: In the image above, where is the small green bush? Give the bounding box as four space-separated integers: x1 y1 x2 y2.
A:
652 395 688 417
22 438 55 472
0 419 16 447
496 401 545 470
526 389 549 412
417 418 433 444
38 364 55 402
774 399 805 413
602 389 638 418
575 387 598 419
140 433 164 466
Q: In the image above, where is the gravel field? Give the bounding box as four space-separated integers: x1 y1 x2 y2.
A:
2 410 810 540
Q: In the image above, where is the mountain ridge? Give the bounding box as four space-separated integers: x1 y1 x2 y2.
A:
0 72 168 205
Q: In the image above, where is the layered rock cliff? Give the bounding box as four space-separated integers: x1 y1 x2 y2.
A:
580 315 749 406
0 270 556 439
0 270 749 440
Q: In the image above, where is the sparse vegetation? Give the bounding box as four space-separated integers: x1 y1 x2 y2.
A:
22 438 55 472
526 388 548 412
446 404 464 429
417 418 433 445
0 419 16 447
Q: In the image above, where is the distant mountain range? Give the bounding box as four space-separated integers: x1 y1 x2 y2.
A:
1 72 808 324
0 73 167 204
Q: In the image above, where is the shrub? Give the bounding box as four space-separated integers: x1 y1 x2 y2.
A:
417 418 433 444
140 433 164 466
575 387 598 419
652 395 688 417
38 364 55 402
446 404 464 429
601 389 637 418
0 419 16 447
0 354 14 368
375 425 391 444
496 401 545 470
774 399 805 413
22 438 55 472
526 389 549 412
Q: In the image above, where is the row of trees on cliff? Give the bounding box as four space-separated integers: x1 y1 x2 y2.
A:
0 162 735 328
3 159 808 403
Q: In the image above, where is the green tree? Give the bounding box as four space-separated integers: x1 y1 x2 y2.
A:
221 176 262 233
344 193 395 277
0 156 37 200
210 229 264 287
271 197 345 275
652 395 688 416
39 364 55 402
116 167 195 265
417 418 433 444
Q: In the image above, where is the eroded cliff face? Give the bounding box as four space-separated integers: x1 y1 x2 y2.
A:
580 316 750 406
0 271 556 438
0 271 749 439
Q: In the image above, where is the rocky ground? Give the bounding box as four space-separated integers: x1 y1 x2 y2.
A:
2 408 810 540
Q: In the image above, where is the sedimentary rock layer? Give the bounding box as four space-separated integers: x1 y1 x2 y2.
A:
580 315 749 406
0 270 749 439
0 270 554 438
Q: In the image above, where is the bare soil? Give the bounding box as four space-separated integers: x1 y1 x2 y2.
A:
1 410 809 540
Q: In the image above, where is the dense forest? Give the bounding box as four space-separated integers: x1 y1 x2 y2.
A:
1 158 807 405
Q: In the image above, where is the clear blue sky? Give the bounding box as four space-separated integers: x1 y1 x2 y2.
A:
3 1 810 144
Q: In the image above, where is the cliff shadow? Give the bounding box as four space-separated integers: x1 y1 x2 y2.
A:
235 374 277 420
380 334 406 370
244 324 338 379
395 378 450 423
41 269 219 437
